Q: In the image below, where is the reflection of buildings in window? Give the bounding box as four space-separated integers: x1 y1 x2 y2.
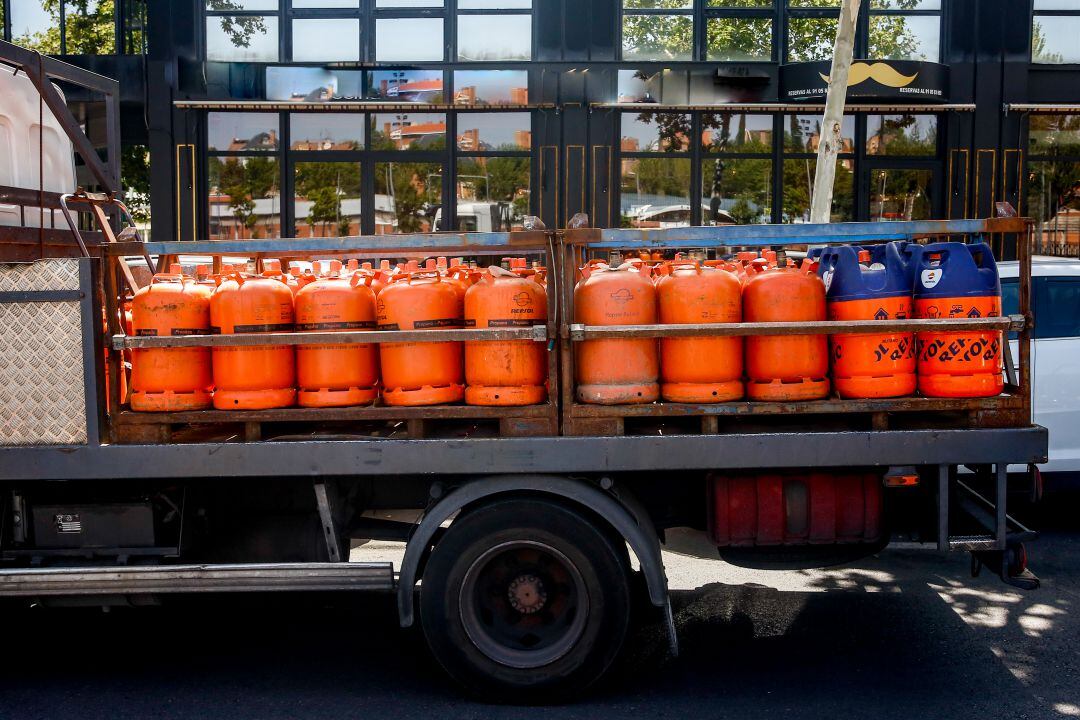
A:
224 131 278 152
208 191 282 240
291 138 359 151
288 86 333 103
700 127 771 149
383 78 444 102
454 86 529 105
384 120 446 149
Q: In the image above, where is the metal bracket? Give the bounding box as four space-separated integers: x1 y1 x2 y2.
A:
313 481 343 563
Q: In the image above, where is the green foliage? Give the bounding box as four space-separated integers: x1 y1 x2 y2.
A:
375 162 441 233
623 1 930 61
12 0 116 54
209 156 279 239
207 0 269 49
294 161 361 236
120 144 150 223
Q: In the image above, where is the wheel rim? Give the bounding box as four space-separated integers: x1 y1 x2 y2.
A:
459 540 590 670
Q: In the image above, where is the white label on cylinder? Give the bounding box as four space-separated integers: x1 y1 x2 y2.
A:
920 269 942 289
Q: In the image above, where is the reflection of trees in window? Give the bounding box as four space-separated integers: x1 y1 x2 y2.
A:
295 162 361 237
121 145 151 224
208 156 280 239
782 159 853 223
867 115 937 156
703 159 772 224
457 155 530 226
706 16 772 61
12 0 117 54
629 112 691 152
375 162 442 233
207 0 269 49
622 5 693 61
1027 115 1080 255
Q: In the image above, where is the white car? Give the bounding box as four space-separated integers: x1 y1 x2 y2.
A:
999 256 1080 478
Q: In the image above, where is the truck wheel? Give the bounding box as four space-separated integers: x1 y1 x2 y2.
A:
419 497 631 702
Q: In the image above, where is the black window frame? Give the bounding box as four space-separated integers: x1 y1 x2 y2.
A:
1031 1 1080 65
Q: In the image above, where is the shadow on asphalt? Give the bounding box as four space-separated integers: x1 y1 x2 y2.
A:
0 494 1076 719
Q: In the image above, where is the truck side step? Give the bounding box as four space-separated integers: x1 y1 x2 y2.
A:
0 562 395 597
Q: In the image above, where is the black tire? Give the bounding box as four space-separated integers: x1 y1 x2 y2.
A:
419 497 632 703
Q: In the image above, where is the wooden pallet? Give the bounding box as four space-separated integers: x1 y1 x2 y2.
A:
562 393 1028 436
112 402 558 444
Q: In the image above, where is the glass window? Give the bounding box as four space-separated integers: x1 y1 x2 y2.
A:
374 162 443 233
870 0 939 7
787 17 837 62
207 156 281 240
460 0 531 6
367 70 445 102
1029 114 1080 155
377 0 444 5
62 0 117 54
866 115 938 156
10 2 56 53
783 114 854 153
1026 161 1080 257
621 112 692 153
620 157 692 228
1035 279 1080 339
267 67 363 102
375 18 444 61
708 0 772 5
371 113 447 151
206 15 279 62
702 113 773 153
1033 15 1080 64
617 69 688 104
868 168 933 221
456 157 531 230
453 71 529 106
868 14 939 62
457 15 532 61
206 0 276 8
291 18 360 62
456 113 531 151
702 158 773 225
788 0 839 5
705 17 772 61
782 158 854 223
290 114 364 151
208 113 280 152
294 0 360 6
622 14 694 61
624 0 692 7
294 162 362 238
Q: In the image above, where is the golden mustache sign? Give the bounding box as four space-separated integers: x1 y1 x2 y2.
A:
819 62 919 88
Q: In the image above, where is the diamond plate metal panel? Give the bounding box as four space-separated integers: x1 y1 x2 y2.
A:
0 259 87 445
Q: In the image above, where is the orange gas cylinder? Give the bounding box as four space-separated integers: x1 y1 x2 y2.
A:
377 271 464 406
913 242 1004 398
656 261 743 402
129 269 213 411
574 262 659 404
818 243 916 399
210 273 296 409
464 267 548 406
346 258 359 274
286 266 302 295
743 263 829 401
444 265 472 302
294 274 378 407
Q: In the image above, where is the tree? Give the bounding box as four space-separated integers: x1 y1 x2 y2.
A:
206 0 270 51
12 0 115 54
210 156 279 239
622 0 930 62
120 145 151 224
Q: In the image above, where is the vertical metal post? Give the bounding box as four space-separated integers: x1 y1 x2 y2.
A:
996 463 1007 550
937 463 949 553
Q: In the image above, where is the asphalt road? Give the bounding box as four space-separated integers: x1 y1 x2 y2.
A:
1 504 1077 719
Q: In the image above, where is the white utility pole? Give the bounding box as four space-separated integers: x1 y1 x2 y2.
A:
810 0 862 224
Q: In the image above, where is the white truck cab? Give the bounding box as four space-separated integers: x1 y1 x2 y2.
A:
1000 256 1080 478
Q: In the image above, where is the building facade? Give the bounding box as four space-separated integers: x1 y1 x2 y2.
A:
2 0 1079 256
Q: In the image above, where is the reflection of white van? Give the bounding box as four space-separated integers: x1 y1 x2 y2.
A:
433 202 513 233
0 69 76 228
